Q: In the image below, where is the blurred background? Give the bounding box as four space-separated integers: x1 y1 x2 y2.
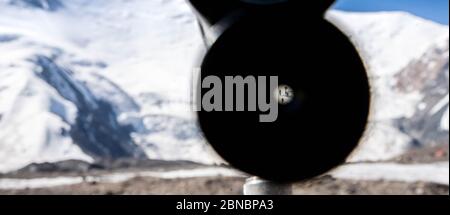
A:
0 0 448 194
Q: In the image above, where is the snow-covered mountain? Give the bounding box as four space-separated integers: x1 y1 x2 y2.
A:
327 11 449 161
395 38 449 147
0 0 448 172
0 0 215 172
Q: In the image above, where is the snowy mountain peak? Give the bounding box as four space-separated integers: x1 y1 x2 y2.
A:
327 10 449 76
327 10 449 162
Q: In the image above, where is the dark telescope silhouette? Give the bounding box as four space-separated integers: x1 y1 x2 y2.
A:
189 0 371 182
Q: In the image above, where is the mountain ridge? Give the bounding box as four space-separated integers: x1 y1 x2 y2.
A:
0 0 448 172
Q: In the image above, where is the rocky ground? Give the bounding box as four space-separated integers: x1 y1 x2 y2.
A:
392 144 449 164
0 145 448 195
0 175 447 195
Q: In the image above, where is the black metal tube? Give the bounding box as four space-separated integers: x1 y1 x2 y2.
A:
188 0 371 183
188 0 334 25
188 0 335 46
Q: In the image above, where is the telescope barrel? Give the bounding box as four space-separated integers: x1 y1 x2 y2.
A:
189 0 371 182
188 0 336 45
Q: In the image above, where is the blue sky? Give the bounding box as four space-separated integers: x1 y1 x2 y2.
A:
333 0 449 25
